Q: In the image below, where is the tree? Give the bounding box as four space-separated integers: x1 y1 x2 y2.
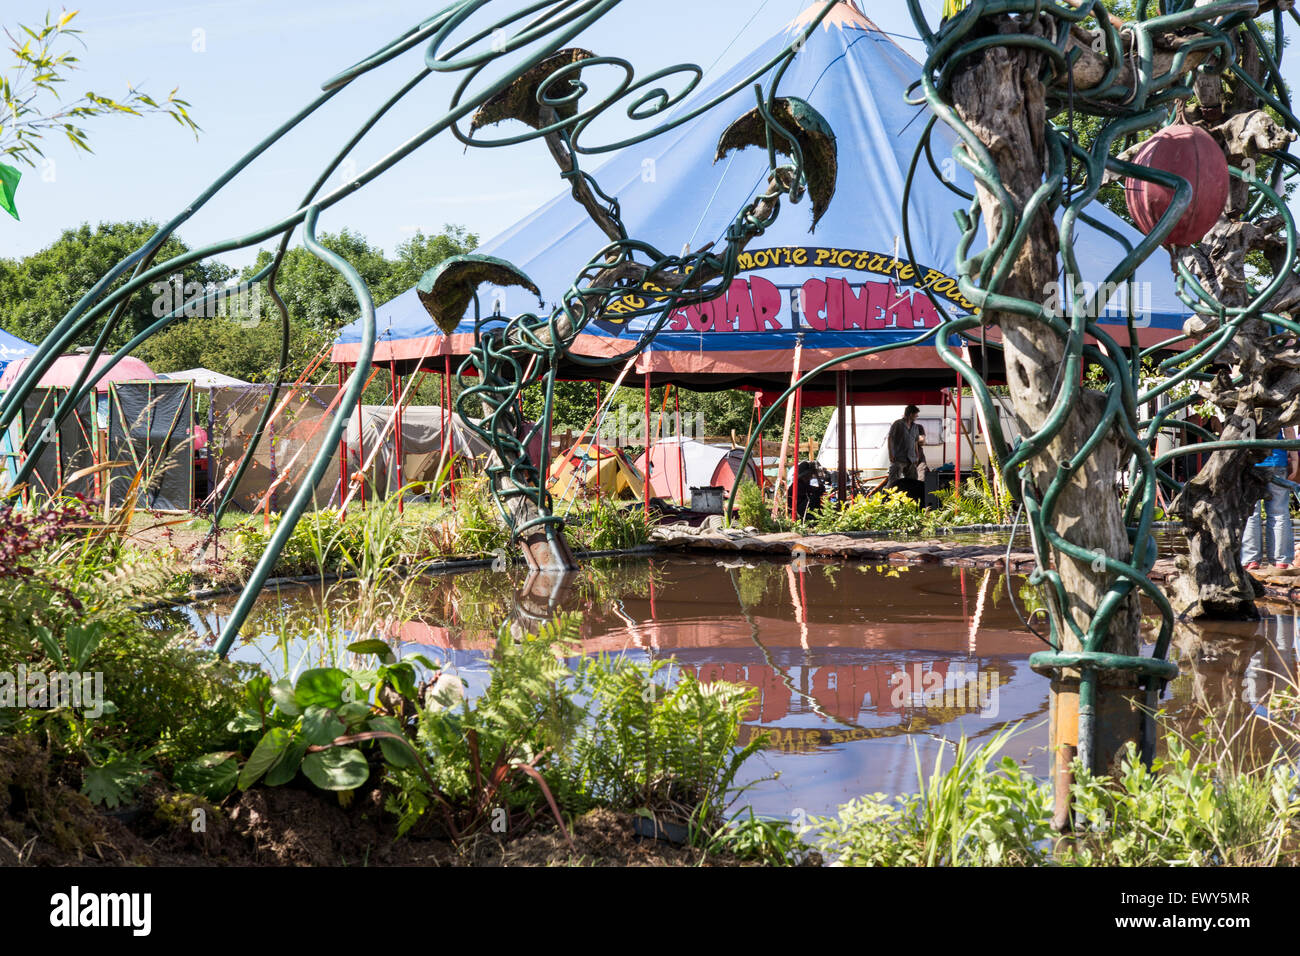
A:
140 224 478 384
0 10 199 220
0 220 230 350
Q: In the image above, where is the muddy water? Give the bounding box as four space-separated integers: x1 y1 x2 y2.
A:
185 556 1300 820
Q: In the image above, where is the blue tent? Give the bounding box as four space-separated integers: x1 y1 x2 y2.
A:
335 1 1188 393
0 328 34 375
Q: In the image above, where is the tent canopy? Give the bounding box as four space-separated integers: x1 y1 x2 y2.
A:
161 367 252 388
548 442 645 503
0 353 157 394
334 1 1189 394
0 328 34 369
345 404 492 497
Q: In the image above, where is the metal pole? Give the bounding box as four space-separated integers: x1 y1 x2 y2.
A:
675 386 684 505
337 363 349 510
954 376 962 500
643 369 651 517
356 375 366 509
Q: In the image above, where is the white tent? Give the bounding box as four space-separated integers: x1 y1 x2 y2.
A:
344 405 492 497
160 367 252 388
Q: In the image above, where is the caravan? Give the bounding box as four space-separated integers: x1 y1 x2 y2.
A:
816 400 1020 481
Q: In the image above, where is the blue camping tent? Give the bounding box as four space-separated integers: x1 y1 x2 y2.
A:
334 1 1189 392
0 328 34 376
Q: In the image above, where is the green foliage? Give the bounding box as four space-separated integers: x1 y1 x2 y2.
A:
451 476 511 557
564 497 655 552
734 479 773 532
0 221 230 349
0 496 247 808
707 808 807 865
555 655 764 835
0 10 199 171
807 726 1300 867
809 727 1050 866
810 487 926 535
926 472 1010 527
191 639 441 804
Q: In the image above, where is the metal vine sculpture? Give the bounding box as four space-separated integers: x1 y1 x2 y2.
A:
0 0 841 657
712 0 1300 773
896 0 1300 771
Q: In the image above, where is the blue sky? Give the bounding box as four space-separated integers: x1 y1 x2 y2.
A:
5 0 1297 274
1 1 935 270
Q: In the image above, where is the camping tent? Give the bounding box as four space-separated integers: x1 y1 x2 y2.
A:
637 437 758 503
549 442 645 503
0 329 34 376
0 353 157 393
160 367 252 388
344 404 493 498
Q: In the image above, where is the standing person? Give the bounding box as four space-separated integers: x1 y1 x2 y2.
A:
1242 429 1297 570
887 405 923 505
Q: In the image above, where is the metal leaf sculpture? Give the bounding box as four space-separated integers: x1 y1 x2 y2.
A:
715 96 837 229
417 255 540 334
469 47 596 134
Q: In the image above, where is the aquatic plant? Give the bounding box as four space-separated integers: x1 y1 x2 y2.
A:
564 497 656 553
805 722 1300 867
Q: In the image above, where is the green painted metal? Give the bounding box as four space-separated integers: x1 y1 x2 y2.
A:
1 0 842 658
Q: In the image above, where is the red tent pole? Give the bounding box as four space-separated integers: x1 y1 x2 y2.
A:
444 354 455 505
337 363 349 511
675 386 684 505
954 376 963 500
643 370 651 517
390 361 404 513
356 380 366 509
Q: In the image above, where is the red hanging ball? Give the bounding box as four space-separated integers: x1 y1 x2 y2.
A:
1124 124 1229 248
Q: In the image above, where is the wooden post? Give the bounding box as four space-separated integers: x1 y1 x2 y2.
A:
836 369 848 502
390 361 404 513
771 338 803 521
791 384 803 519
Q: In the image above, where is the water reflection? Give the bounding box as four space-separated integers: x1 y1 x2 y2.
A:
187 558 1055 817
180 554 1300 817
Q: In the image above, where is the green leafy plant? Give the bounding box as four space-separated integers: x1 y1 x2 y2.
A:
734 479 773 533
809 487 926 536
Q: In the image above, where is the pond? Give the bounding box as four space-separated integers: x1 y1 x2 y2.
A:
178 554 1300 821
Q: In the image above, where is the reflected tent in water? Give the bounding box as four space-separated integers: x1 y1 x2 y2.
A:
185 557 1054 817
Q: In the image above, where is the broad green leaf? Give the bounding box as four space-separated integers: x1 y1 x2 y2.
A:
301 704 345 746
301 747 369 791
33 625 62 666
173 752 239 800
64 622 102 670
294 668 348 710
238 726 293 790
269 679 301 716
346 639 395 664
368 716 416 768
264 738 308 787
